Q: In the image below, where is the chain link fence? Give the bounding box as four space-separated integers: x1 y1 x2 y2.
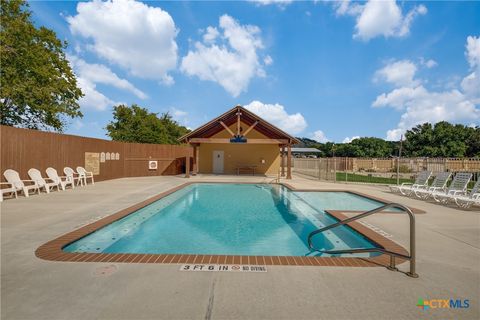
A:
292 157 480 186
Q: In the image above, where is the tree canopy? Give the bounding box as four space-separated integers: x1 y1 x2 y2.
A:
106 104 190 145
296 122 479 158
404 122 480 157
0 0 82 131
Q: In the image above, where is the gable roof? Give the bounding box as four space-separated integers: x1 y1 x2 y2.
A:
178 105 300 144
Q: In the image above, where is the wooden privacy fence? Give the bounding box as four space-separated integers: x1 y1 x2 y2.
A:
0 125 193 182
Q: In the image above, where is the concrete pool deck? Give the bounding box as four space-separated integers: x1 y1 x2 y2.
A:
1 174 479 319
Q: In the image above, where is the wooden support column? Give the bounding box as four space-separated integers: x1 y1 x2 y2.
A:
185 156 190 178
192 144 198 174
287 144 292 179
281 145 285 177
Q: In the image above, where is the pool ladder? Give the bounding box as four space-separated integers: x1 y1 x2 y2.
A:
307 203 418 278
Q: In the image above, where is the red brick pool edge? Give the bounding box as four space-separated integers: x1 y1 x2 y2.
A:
36 182 420 268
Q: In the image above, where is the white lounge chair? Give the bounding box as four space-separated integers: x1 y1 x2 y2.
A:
389 170 432 196
435 178 480 208
28 168 60 193
3 169 39 197
64 167 83 187
46 167 74 191
76 166 94 185
454 193 480 209
0 182 18 202
431 172 473 203
413 172 452 199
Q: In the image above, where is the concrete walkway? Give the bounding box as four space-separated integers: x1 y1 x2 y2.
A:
1 175 479 320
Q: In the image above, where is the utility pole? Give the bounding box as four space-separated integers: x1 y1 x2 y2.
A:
397 135 403 185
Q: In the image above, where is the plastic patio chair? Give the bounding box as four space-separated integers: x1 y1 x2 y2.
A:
76 166 95 185
3 169 39 197
63 167 83 187
0 182 18 202
46 167 74 191
28 168 60 194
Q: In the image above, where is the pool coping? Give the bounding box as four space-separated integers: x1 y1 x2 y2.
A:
35 181 418 268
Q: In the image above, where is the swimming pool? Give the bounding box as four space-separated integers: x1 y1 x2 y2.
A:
63 183 389 257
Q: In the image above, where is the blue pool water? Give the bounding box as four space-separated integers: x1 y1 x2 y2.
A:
64 184 387 257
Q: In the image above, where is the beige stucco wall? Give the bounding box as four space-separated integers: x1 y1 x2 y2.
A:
197 122 281 175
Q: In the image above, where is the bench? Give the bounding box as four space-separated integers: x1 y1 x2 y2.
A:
236 165 257 176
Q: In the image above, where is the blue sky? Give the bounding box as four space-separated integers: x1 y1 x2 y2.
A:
28 0 480 142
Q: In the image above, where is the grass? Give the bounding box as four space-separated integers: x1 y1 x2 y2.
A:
335 172 414 185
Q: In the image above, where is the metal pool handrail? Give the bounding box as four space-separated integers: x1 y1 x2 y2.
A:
307 203 418 278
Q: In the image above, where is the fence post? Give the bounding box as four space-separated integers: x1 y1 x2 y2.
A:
397 135 403 185
345 157 348 183
334 157 337 183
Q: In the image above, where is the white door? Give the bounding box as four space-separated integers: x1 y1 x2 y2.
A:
212 150 224 174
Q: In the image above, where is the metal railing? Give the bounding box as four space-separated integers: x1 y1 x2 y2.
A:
307 203 418 278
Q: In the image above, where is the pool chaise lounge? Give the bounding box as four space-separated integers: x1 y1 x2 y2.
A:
435 178 480 208
413 172 452 199
389 170 431 195
415 172 472 202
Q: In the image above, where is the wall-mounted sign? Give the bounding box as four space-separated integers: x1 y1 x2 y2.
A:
110 152 115 160
85 152 100 175
100 152 106 163
106 152 111 160
115 152 120 160
148 160 158 170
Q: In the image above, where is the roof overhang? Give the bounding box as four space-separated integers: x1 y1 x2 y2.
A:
178 105 300 145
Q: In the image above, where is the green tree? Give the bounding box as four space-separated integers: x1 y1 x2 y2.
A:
404 122 477 157
106 104 189 144
350 137 394 157
0 0 82 131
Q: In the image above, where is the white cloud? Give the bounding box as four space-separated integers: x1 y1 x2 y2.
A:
312 130 329 143
244 100 307 135
76 77 117 111
69 55 147 99
67 0 178 84
333 1 363 17
461 71 480 104
462 36 480 104
375 86 479 140
264 55 273 66
420 58 438 69
343 136 360 143
373 36 480 140
170 107 190 128
374 60 419 87
249 0 293 7
181 15 269 97
203 26 219 43
466 35 480 68
334 0 427 41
